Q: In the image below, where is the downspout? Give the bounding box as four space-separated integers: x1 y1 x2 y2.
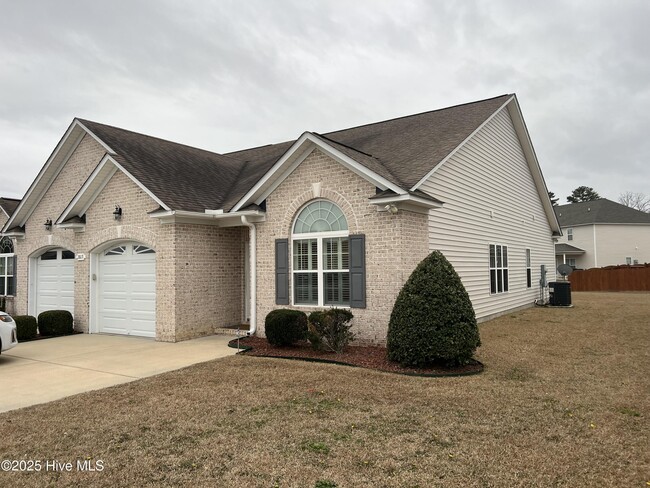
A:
241 216 256 336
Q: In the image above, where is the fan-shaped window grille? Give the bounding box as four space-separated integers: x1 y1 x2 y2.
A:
293 200 348 234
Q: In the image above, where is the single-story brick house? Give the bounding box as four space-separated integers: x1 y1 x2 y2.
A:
1 94 560 343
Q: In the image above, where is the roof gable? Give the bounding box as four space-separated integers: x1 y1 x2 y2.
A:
77 119 249 213
230 132 407 212
7 94 557 227
555 199 650 226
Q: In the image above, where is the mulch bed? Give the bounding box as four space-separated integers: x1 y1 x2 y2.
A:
229 336 483 377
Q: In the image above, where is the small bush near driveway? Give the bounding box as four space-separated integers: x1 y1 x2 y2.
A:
37 310 74 337
14 315 38 341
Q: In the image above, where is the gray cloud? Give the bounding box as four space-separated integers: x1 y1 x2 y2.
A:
1 0 648 202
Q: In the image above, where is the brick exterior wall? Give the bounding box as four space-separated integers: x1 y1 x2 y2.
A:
0 212 15 315
12 134 244 342
255 148 429 344
174 224 245 341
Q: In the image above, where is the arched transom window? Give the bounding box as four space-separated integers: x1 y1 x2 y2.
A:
292 200 349 306
0 237 15 296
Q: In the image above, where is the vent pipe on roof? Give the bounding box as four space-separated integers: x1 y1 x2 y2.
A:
241 216 257 336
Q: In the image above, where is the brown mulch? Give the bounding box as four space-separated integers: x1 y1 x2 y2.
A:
229 336 483 376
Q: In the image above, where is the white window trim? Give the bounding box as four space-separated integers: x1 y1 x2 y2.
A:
0 253 15 297
567 228 573 241
525 248 532 289
291 201 350 308
291 236 350 308
489 243 509 295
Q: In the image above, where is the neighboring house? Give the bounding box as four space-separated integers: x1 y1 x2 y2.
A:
2 94 560 343
0 197 21 313
555 199 650 270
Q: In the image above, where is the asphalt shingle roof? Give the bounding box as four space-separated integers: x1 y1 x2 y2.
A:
79 94 512 212
555 199 650 226
555 243 585 254
0 197 21 217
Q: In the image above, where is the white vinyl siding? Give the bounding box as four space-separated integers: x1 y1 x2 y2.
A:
421 107 556 320
556 224 650 269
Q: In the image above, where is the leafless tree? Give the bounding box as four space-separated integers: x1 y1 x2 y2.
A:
618 191 650 212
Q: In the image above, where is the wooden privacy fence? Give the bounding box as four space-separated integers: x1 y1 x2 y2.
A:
570 264 650 291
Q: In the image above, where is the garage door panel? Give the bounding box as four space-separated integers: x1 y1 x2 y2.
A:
36 250 75 317
98 243 156 337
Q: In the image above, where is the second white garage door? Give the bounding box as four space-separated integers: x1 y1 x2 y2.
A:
98 243 156 337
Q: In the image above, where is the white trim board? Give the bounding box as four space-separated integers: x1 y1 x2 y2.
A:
231 132 406 212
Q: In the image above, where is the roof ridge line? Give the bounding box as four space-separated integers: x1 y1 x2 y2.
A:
322 94 513 137
76 118 244 165
312 133 407 188
313 132 376 158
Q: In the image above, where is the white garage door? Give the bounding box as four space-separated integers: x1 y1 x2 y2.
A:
36 249 75 317
98 243 156 337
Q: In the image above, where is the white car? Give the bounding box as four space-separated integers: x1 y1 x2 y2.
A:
0 312 18 354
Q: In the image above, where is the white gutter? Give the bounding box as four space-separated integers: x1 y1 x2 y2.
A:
241 216 257 336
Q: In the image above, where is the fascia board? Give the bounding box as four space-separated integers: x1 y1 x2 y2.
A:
56 155 117 223
410 96 513 192
109 157 170 211
4 122 87 231
74 120 116 154
369 193 443 208
232 132 405 212
507 96 562 234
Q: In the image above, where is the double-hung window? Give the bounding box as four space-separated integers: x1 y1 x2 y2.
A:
567 228 573 241
526 249 532 288
0 237 16 296
292 200 350 306
489 244 509 294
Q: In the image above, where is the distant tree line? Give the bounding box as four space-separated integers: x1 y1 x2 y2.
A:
547 187 649 212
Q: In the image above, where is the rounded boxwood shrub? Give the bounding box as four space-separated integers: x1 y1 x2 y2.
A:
387 251 480 366
265 309 308 346
14 315 38 341
38 310 74 337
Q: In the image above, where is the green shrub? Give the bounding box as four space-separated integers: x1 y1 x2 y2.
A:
265 309 308 346
38 310 74 337
308 309 355 353
14 315 38 341
387 251 480 366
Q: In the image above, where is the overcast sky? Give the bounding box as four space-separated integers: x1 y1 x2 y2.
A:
1 0 648 204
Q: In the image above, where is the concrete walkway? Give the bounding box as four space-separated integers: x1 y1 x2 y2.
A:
0 334 239 413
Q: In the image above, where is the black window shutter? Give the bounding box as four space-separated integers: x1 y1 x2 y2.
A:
349 234 366 308
275 239 289 305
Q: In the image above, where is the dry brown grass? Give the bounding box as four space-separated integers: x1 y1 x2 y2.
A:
1 292 648 487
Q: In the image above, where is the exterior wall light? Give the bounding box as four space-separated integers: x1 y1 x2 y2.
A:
384 204 399 215
44 218 53 231
113 205 122 220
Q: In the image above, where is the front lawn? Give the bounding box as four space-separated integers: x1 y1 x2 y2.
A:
1 292 648 487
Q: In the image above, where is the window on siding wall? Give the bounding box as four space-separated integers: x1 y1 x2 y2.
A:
0 237 16 296
526 249 532 288
489 244 509 294
625 257 632 265
292 200 350 306
567 258 576 267
567 228 573 241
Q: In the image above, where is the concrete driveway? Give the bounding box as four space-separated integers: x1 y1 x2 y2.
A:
0 334 240 413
